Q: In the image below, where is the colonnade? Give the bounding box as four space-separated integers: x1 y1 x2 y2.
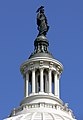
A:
24 68 60 98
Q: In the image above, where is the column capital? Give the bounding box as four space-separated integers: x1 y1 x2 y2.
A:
49 62 53 68
30 62 35 71
31 67 36 71
54 69 61 77
54 72 60 80
57 74 60 80
22 66 28 74
56 65 62 74
48 67 52 71
40 67 44 70
30 66 35 71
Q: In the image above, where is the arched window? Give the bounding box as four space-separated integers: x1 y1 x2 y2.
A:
44 69 48 93
35 69 40 93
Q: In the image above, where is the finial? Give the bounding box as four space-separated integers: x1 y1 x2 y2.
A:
36 6 49 36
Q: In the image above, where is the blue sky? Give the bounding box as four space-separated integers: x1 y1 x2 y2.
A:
0 1 82 120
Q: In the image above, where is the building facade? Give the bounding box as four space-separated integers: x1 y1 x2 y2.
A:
4 6 76 120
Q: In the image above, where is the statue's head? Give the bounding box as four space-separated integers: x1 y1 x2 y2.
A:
36 6 44 13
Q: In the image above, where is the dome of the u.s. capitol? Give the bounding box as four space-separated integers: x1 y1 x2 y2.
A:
4 6 76 120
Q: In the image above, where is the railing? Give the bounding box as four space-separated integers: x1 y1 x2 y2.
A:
9 102 75 118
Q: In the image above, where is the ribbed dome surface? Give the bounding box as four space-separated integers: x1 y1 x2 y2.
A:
4 112 67 120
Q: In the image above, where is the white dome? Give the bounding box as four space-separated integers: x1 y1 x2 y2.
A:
4 112 71 120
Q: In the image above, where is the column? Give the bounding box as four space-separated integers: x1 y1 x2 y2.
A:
48 69 52 93
54 72 57 96
24 73 29 97
54 72 60 98
40 68 44 92
32 69 35 94
35 75 37 93
57 75 60 98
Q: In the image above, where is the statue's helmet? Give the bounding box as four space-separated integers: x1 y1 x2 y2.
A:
36 6 44 13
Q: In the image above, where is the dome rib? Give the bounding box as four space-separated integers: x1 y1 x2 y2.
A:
31 112 37 120
49 113 55 120
52 113 65 120
42 113 45 120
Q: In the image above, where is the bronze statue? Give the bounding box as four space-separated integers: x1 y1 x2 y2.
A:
36 6 49 36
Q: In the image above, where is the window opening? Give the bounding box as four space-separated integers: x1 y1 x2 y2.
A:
38 75 40 92
52 72 54 94
28 72 32 94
